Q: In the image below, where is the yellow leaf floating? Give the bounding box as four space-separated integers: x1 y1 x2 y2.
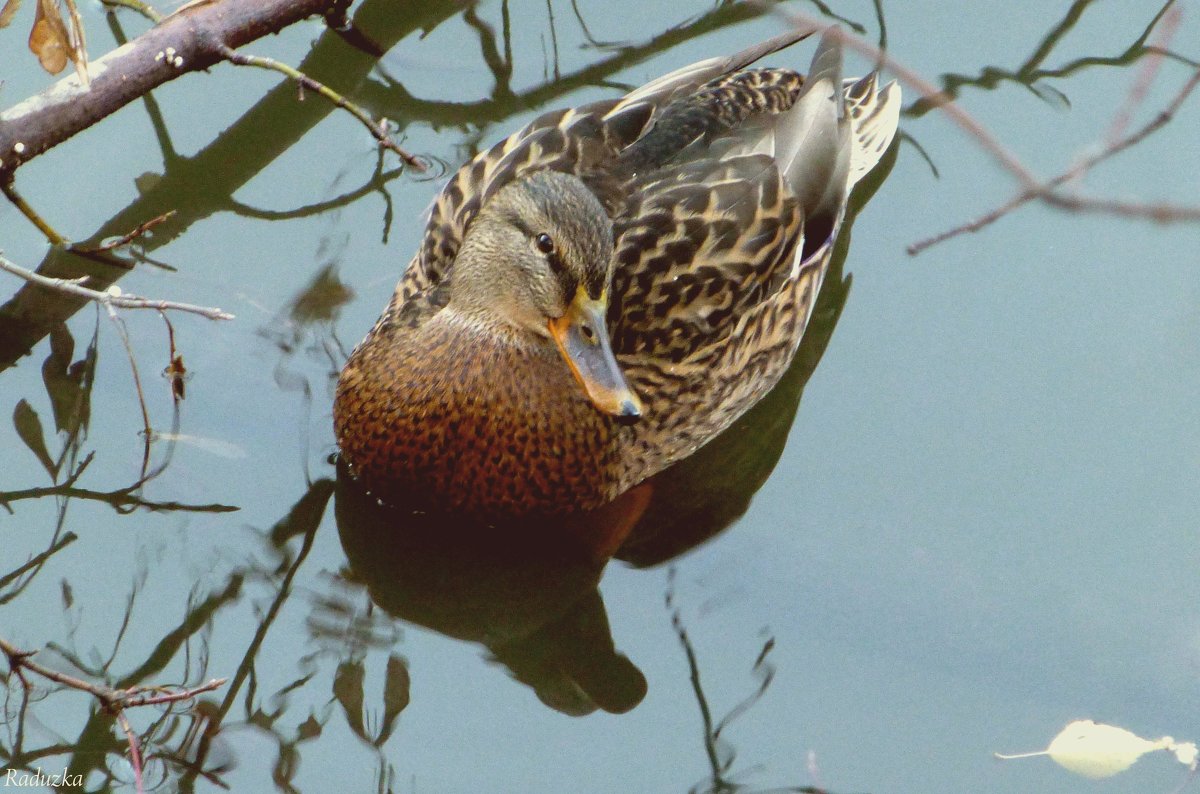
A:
1045 720 1163 778
996 719 1199 781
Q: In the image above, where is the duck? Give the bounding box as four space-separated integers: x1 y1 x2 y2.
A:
334 27 901 517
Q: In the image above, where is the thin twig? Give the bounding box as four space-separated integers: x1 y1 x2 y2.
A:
218 47 426 170
3 636 225 794
1103 5 1181 147
63 450 97 489
108 0 424 169
224 165 405 220
0 482 237 512
63 0 92 85
770 7 1200 254
2 178 69 246
907 57 1200 254
0 253 233 320
115 711 146 794
0 534 79 591
104 304 154 479
903 1 1191 117
772 8 1040 188
102 0 163 23
72 211 177 254
119 680 226 708
2 637 117 701
1 636 226 710
663 569 734 789
1043 192 1200 221
107 0 426 170
904 193 1031 255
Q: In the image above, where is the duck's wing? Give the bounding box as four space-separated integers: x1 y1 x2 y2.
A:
612 31 901 485
609 33 847 360
391 29 816 315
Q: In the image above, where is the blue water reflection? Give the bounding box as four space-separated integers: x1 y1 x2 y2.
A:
1 1 1198 793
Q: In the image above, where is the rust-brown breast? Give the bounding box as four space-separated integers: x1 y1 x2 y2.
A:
334 310 627 516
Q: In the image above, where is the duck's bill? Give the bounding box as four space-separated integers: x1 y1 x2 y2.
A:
548 293 643 423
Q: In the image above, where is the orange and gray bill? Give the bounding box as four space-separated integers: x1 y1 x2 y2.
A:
548 289 643 423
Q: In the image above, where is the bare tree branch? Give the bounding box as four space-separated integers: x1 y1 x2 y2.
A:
0 0 768 373
221 49 425 169
0 0 340 175
73 211 177 254
0 252 233 320
904 6 1200 254
0 0 454 373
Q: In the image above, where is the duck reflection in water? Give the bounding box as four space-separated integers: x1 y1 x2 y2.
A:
333 29 898 716
336 470 652 715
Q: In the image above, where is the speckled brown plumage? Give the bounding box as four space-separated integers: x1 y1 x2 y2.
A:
334 29 901 516
336 309 625 514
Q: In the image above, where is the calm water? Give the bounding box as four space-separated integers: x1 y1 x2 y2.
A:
2 1 1199 792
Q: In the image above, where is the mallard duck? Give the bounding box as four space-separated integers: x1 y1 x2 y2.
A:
334 28 901 516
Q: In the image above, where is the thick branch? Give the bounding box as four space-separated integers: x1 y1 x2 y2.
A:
0 0 337 175
0 0 747 372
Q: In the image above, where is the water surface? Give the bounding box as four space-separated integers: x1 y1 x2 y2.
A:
2 1 1199 792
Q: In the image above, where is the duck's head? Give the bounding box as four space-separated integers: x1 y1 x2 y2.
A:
448 170 642 424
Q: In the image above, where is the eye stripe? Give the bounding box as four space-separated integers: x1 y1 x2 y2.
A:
506 212 535 238
558 270 578 300
585 273 604 300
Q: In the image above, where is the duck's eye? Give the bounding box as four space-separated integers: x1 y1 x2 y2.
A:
535 233 555 254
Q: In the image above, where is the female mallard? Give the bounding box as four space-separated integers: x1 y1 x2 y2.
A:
335 29 900 516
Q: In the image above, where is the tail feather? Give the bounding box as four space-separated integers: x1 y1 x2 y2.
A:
844 74 902 190
605 26 900 217
776 29 851 242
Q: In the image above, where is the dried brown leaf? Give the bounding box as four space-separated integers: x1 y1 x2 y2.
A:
376 654 410 746
29 0 70 74
13 399 58 479
0 0 22 29
332 660 366 742
165 353 186 401
61 0 87 85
